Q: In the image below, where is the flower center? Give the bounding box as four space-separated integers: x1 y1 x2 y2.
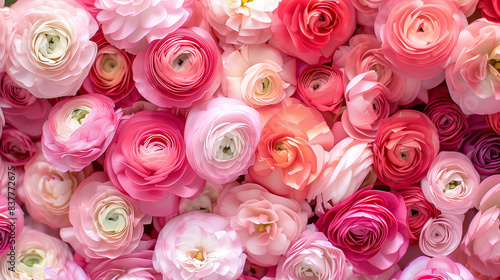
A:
274 141 287 151
444 180 461 193
255 223 271 232
241 0 253 6
172 53 190 72
20 253 43 267
71 108 89 125
216 136 236 160
35 28 69 60
189 247 206 262
260 77 270 93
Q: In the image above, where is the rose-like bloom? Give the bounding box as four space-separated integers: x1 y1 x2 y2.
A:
202 0 280 45
271 0 356 64
222 44 296 108
185 98 261 184
95 0 191 54
461 130 500 177
419 214 463 257
486 111 500 135
316 187 409 275
297 65 343 113
7 0 98 98
0 228 73 280
341 71 390 141
0 126 36 166
249 104 334 200
478 0 500 23
45 261 89 280
80 30 139 107
398 185 441 246
373 110 439 187
350 0 383 27
275 232 353 280
133 27 221 109
23 145 91 229
421 151 479 214
214 183 311 267
86 250 161 280
179 181 223 214
0 194 24 257
153 211 246 280
2 91 51 138
105 110 204 207
0 72 37 109
446 20 500 114
375 0 466 80
423 87 469 151
0 8 12 72
308 138 373 216
60 172 151 260
42 94 122 172
396 256 474 280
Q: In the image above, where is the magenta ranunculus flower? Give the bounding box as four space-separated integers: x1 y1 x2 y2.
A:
105 110 204 211
153 211 246 280
373 110 439 188
185 98 261 184
0 126 36 166
133 27 222 109
214 182 311 267
42 94 122 172
7 0 98 99
87 250 161 279
297 64 344 113
60 172 151 260
0 194 23 257
315 187 409 275
396 256 474 280
275 232 353 280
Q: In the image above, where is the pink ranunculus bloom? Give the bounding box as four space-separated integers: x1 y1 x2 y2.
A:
309 137 373 216
95 0 192 55
375 0 466 81
60 172 152 260
421 151 480 215
459 0 480 16
373 110 440 188
45 261 89 280
86 250 161 280
249 104 334 200
0 194 24 257
178 181 223 214
446 20 500 114
297 65 344 114
478 0 500 23
275 232 353 280
341 71 390 141
222 44 296 108
185 98 261 184
105 110 204 207
133 27 222 109
419 213 464 257
270 0 356 64
350 0 383 27
0 72 37 109
0 126 36 166
0 228 73 280
3 97 52 138
0 7 12 72
23 144 92 229
153 211 246 280
7 0 98 99
202 0 280 45
42 94 122 172
214 182 311 267
397 256 474 280
316 187 409 275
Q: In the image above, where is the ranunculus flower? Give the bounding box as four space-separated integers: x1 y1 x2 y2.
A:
249 104 334 200
423 87 469 151
478 0 500 23
7 0 98 98
486 111 500 135
105 110 204 211
341 71 390 141
60 172 151 260
95 0 192 54
222 44 296 108
0 228 73 280
42 94 122 172
446 20 500 114
308 137 373 216
421 151 479 214
375 0 466 80
316 187 409 275
133 27 222 109
373 110 439 188
350 0 383 27
0 8 12 72
275 232 353 280
419 214 463 257
297 65 344 113
45 261 89 280
0 126 36 166
153 211 246 280
178 181 223 214
398 185 441 246
396 256 474 280
214 183 311 267
3 98 51 139
87 250 161 280
202 0 280 45
0 194 23 257
23 144 91 229
461 129 500 177
185 98 261 184
0 72 37 109
271 0 356 64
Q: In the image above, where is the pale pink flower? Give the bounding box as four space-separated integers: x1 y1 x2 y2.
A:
396 256 474 280
179 181 223 214
0 7 13 72
44 261 89 280
419 214 464 257
86 250 161 280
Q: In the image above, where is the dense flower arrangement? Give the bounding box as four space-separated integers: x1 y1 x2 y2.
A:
2 0 500 279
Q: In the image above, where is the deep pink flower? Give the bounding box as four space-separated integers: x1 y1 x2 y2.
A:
0 126 36 166
0 194 23 257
